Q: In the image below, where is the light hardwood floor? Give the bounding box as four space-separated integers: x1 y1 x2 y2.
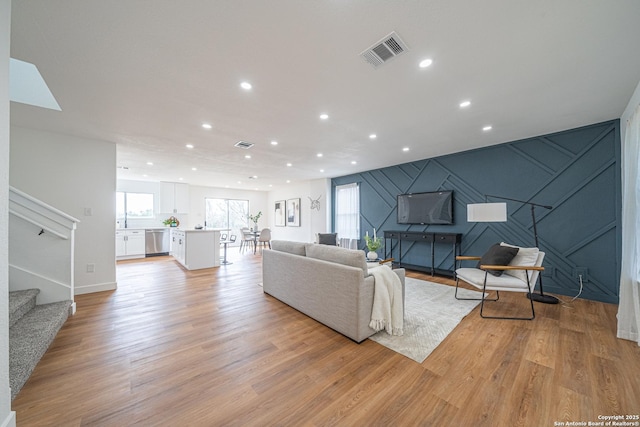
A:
12 250 640 426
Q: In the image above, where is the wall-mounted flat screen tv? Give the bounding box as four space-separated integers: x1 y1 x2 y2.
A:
397 191 454 225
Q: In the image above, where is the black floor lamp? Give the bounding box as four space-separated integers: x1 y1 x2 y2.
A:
467 194 559 304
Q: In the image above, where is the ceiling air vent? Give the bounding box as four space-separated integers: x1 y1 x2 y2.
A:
360 31 409 69
234 140 254 149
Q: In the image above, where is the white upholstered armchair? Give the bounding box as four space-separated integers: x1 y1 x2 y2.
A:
455 243 545 320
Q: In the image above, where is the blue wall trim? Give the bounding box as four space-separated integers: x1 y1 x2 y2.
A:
332 120 622 303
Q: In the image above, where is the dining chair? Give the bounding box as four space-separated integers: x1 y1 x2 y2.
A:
240 228 254 253
257 228 271 252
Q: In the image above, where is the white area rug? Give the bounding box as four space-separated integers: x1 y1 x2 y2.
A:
369 277 482 363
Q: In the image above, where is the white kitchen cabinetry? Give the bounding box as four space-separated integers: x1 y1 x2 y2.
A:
170 229 220 270
160 182 189 214
116 229 145 260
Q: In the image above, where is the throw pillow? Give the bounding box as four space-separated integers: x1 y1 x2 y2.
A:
500 242 540 282
317 233 338 245
477 243 519 277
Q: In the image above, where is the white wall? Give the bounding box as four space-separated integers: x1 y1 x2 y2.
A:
1 0 16 423
621 79 640 142
267 179 331 243
10 127 117 295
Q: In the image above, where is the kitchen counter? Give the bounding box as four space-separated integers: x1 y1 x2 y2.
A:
170 228 220 270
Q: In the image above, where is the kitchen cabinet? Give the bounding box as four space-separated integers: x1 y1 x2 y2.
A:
116 229 145 260
170 229 220 270
160 182 189 214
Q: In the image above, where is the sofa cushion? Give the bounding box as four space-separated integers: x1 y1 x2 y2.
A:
305 244 368 276
271 240 307 256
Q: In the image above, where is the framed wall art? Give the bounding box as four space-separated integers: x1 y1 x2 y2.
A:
274 200 286 226
286 198 301 227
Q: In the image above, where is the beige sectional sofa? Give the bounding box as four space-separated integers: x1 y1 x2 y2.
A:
262 240 406 343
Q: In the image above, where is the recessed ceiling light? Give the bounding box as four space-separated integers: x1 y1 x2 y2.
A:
320 169 325 173
245 155 251 159
143 174 148 177
179 177 184 181
237 181 242 184
146 162 153 166
351 161 357 165
317 153 323 158
319 113 329 120
459 100 471 108
369 134 377 139
191 167 197 171
402 147 410 152
202 123 212 129
483 125 493 131
286 163 292 167
240 81 252 90
186 144 194 149
286 180 291 183
419 58 433 68
270 140 278 146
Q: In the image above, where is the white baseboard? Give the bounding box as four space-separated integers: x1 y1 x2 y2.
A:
74 281 117 295
0 411 16 427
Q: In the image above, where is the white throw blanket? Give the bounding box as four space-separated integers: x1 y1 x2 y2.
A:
369 265 404 336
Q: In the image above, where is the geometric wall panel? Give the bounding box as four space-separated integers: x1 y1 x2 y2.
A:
332 120 621 303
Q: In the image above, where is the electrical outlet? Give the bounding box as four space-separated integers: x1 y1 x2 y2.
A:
86 263 95 273
574 267 588 282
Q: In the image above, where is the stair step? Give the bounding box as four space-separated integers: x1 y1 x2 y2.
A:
9 300 72 401
9 289 40 328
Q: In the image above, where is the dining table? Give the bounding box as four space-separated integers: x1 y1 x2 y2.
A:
248 230 260 254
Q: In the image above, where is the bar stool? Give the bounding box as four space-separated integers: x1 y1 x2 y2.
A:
221 234 236 265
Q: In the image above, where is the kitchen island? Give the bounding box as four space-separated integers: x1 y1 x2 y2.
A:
170 228 220 270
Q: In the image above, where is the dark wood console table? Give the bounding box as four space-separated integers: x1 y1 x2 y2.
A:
383 230 462 276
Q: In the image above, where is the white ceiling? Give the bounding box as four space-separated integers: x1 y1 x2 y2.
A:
9 1 640 190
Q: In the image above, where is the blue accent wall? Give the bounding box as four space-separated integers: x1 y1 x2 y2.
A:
332 120 622 303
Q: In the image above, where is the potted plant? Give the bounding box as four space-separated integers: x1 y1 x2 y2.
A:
364 229 383 261
163 216 179 227
248 211 262 231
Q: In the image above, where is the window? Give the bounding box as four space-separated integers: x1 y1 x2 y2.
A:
205 198 249 232
116 192 154 226
335 183 360 240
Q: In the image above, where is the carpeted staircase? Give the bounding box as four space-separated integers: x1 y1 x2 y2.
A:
9 289 72 400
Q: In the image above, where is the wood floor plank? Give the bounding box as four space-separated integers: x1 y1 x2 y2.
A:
11 252 640 426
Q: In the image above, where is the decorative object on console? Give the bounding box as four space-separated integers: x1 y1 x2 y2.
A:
286 198 300 227
365 228 383 260
467 194 558 304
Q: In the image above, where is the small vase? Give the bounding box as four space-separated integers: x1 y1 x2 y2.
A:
367 251 378 261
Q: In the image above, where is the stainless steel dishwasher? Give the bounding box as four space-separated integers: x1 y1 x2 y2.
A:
145 229 170 256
